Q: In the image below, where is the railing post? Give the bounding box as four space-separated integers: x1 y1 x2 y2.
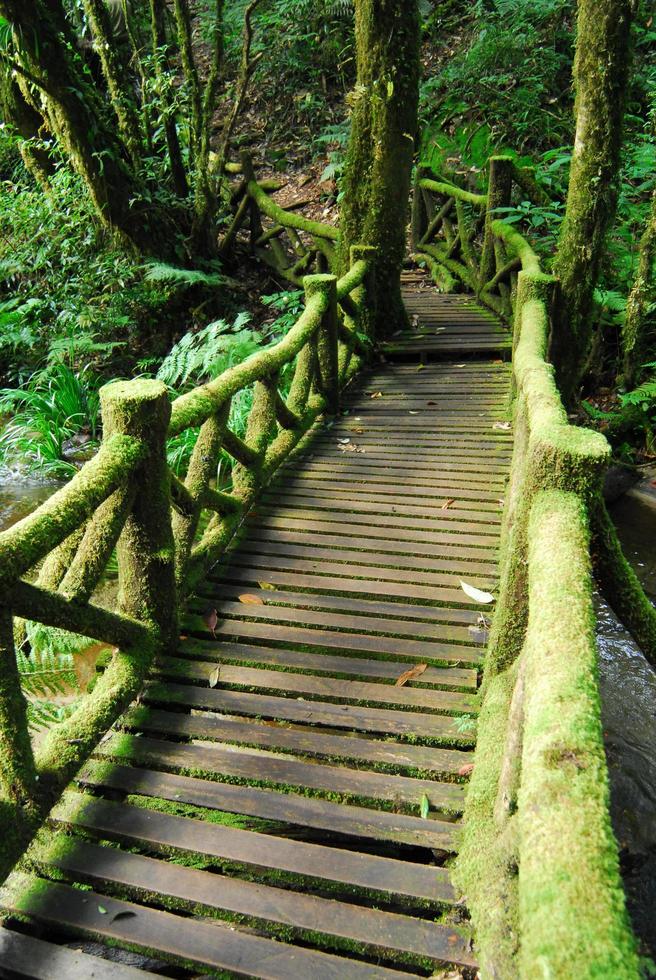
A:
240 150 263 246
480 155 514 288
305 273 339 415
99 380 178 653
350 244 377 341
0 607 37 807
411 165 430 248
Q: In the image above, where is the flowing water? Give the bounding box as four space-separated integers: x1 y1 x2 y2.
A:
601 495 656 958
1 474 655 955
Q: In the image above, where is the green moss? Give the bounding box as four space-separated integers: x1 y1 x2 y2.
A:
551 0 635 401
518 491 638 977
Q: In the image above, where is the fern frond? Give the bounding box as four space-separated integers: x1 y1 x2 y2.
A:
620 379 656 407
143 262 226 288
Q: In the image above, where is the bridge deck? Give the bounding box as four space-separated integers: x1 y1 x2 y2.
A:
384 272 511 358
0 288 513 978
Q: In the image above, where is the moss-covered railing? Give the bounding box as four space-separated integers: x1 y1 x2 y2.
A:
417 157 653 978
219 152 341 284
411 155 548 321
0 238 375 878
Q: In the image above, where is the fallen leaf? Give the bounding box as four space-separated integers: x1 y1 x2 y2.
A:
259 581 276 591
337 437 350 445
416 363 426 372
460 580 495 604
409 410 419 415
239 594 264 605
98 905 107 915
395 663 428 687
442 498 455 510
412 314 419 327
370 391 383 399
353 427 365 434
493 421 511 431
419 793 430 819
202 608 218 636
179 634 188 640
110 910 137 923
209 666 221 688
426 401 437 406
458 763 475 777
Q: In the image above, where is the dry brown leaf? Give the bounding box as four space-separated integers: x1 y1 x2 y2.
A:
353 427 365 435
258 581 276 591
395 663 428 687
202 608 218 636
442 498 455 510
208 666 221 688
458 763 475 777
370 391 383 399
426 401 437 406
493 421 511 431
239 594 264 605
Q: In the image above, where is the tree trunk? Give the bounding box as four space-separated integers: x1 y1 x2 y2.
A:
622 184 656 387
0 69 54 190
551 0 635 404
338 0 420 339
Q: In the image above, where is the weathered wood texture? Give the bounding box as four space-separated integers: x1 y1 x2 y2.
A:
0 286 511 977
383 271 512 357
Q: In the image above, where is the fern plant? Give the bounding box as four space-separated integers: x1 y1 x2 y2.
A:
16 633 81 732
143 261 228 289
0 363 101 477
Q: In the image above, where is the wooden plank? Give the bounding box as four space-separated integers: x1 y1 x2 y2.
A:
188 613 484 664
281 476 505 505
250 507 502 543
120 707 474 775
0 925 156 979
59 787 461 893
1 874 422 979
44 837 475 967
228 538 500 576
211 564 494 608
186 596 484 644
222 553 498 597
261 491 503 523
178 637 478 688
96 733 467 810
241 521 498 557
197 583 487 628
76 762 459 848
286 463 507 488
144 682 476 742
266 483 505 513
155 658 477 715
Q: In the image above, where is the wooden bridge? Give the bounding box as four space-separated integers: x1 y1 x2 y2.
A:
0 156 648 978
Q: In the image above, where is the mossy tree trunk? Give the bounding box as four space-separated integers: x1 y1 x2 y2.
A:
0 0 151 247
338 0 420 339
551 0 635 403
622 183 656 386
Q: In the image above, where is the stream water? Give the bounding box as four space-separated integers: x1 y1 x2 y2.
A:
601 495 656 958
1 476 655 956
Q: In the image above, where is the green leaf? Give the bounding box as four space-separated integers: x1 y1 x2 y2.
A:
419 793 430 819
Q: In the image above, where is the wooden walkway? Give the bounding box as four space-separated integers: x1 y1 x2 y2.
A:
0 284 512 978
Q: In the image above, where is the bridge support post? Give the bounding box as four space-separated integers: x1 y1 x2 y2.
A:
0 607 37 808
411 165 431 248
350 245 377 342
480 156 513 288
99 379 178 653
305 274 339 415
